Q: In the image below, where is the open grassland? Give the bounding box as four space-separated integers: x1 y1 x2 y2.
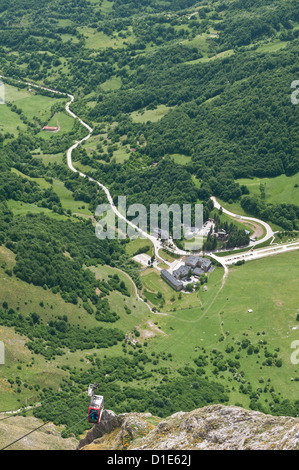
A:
142 250 299 407
6 200 72 222
11 168 51 190
8 170 93 219
140 267 223 313
3 84 66 126
79 26 136 50
79 129 131 164
0 83 70 142
51 179 93 217
256 40 289 53
0 105 26 135
131 105 172 124
170 154 192 165
236 174 299 207
32 152 64 166
0 325 68 410
35 111 74 140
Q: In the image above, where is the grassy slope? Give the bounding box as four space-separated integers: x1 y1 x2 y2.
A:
0 1 299 418
143 250 299 406
0 246 155 410
236 174 299 207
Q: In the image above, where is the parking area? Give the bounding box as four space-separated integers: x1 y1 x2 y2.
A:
132 253 152 267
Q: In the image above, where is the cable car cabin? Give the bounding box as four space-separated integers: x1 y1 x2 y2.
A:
88 394 104 424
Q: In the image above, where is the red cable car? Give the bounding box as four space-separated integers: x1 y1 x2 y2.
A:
88 384 104 424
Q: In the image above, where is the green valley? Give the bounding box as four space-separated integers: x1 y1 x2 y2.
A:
0 0 298 451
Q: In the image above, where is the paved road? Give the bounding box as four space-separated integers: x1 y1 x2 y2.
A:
211 196 274 246
3 75 298 271
219 240 299 266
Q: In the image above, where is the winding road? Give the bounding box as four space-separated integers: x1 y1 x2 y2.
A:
62 91 299 279
2 74 299 273
210 197 274 246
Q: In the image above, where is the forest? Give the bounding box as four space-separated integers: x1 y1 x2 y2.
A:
0 0 299 441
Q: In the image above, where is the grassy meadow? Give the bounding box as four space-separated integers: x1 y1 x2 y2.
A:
236 174 299 207
139 250 299 406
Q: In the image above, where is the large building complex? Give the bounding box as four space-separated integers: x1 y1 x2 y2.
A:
160 256 214 290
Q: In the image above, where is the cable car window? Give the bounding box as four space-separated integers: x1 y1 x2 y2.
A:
88 408 99 423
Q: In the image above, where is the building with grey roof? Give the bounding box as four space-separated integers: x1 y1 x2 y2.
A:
173 265 191 280
185 256 200 268
161 270 183 291
193 267 205 277
201 259 212 272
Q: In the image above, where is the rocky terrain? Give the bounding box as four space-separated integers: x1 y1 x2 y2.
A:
1 405 298 450
78 405 299 451
0 414 78 450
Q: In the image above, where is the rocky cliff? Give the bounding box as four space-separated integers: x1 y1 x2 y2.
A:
78 405 299 451
0 414 78 450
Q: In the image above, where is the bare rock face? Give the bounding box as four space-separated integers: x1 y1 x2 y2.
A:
78 405 299 451
77 410 122 449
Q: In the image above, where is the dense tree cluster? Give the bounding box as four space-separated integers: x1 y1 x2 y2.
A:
241 195 299 230
0 305 125 360
33 352 228 436
3 213 130 306
92 45 299 181
217 0 299 48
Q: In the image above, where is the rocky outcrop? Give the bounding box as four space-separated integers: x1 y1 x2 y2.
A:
77 410 123 449
0 415 78 450
78 405 299 451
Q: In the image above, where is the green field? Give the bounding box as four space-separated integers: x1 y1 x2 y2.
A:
100 76 122 92
0 253 154 410
141 250 299 407
237 174 299 207
170 154 192 165
8 170 93 219
1 0 299 428
256 40 289 53
79 26 136 50
3 84 67 127
36 111 74 139
131 105 172 123
52 179 93 217
88 264 150 331
112 146 131 163
6 200 70 221
0 104 26 135
0 83 70 141
125 238 154 258
32 153 64 166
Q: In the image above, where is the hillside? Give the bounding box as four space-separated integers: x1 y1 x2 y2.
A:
0 0 299 446
0 414 78 450
78 405 299 450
